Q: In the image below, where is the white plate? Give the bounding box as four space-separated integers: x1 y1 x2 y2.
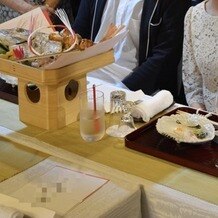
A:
156 113 215 143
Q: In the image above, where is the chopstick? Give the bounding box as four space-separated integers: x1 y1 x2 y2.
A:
177 110 218 127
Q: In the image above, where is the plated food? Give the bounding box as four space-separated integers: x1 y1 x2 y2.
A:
0 27 94 67
156 112 215 143
0 17 123 70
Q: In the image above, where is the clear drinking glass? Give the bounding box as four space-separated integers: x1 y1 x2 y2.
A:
79 89 105 142
106 91 136 138
118 101 136 131
110 90 126 114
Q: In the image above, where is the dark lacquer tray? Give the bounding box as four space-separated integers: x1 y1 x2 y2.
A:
125 106 218 177
0 79 18 104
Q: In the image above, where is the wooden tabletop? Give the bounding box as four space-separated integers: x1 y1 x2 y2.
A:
0 99 217 205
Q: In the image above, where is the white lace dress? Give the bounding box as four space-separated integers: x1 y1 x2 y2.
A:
182 1 218 113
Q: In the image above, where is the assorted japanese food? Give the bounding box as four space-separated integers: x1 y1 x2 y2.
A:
0 6 123 69
0 27 93 67
156 111 215 143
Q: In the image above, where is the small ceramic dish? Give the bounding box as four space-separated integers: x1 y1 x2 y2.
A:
156 113 215 143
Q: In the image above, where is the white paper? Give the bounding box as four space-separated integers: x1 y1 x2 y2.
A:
43 29 128 70
11 166 108 216
0 193 58 218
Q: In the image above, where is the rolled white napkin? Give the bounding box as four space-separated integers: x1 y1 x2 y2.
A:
131 90 174 122
0 205 24 218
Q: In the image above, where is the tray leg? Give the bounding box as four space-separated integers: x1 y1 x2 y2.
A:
18 77 87 130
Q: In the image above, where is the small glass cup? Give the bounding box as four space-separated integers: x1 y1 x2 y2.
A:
79 89 105 142
106 90 125 136
118 101 136 130
106 92 136 138
110 90 126 114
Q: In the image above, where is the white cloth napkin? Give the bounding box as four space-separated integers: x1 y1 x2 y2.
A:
87 77 150 113
0 205 24 218
131 90 174 122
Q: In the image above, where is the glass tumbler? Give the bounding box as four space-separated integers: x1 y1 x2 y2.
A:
110 90 126 113
79 89 105 142
106 90 126 134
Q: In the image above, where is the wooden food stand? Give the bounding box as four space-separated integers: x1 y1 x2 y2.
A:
0 7 128 130
0 50 114 130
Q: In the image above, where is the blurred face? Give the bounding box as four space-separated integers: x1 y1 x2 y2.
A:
205 0 218 15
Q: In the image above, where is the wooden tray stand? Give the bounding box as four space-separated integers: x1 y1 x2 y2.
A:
0 50 114 130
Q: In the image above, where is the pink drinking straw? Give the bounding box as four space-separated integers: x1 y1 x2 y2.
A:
93 84 97 112
93 84 100 132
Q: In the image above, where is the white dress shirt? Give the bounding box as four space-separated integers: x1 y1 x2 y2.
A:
88 0 144 85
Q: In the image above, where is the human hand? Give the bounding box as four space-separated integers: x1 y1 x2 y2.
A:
190 102 206 111
40 4 55 14
43 0 60 9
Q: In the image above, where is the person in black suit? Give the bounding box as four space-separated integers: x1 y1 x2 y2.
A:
192 0 203 6
73 0 191 104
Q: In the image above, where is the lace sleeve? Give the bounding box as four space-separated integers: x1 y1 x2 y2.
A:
182 7 204 106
